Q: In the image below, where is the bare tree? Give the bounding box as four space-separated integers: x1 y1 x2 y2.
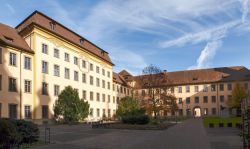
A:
135 65 177 119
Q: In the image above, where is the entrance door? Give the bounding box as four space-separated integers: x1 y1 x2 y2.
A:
194 107 201 117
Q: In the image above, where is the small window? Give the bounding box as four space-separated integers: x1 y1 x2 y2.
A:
203 85 208 92
89 108 93 117
186 86 190 93
102 94 105 102
9 52 17 66
9 77 17 92
212 96 216 103
107 82 110 89
54 85 60 96
80 38 84 44
64 68 70 79
50 22 56 30
54 48 59 58
219 84 224 91
194 86 199 92
90 91 94 101
82 73 86 83
211 84 216 91
74 57 78 65
186 97 190 104
82 60 86 68
212 108 216 115
102 69 105 76
42 105 49 119
107 71 110 78
74 71 79 81
97 108 100 117
24 56 31 70
42 82 48 95
24 80 31 93
96 93 100 101
54 65 60 77
42 44 48 54
82 90 86 100
108 95 111 103
227 83 232 91
64 53 70 62
204 108 208 115
96 66 100 73
90 63 93 71
24 105 31 119
42 61 48 74
96 78 100 87
102 80 105 88
9 104 17 119
220 95 224 102
90 76 94 85
195 97 199 103
178 98 182 104
178 86 182 93
203 96 208 103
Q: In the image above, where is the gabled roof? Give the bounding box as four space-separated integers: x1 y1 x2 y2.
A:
113 72 129 86
0 23 33 53
15 10 113 65
133 66 250 89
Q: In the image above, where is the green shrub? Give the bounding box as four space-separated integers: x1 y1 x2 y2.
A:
122 115 149 125
0 119 39 148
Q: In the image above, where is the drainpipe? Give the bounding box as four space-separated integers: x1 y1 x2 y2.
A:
19 51 22 119
216 83 219 117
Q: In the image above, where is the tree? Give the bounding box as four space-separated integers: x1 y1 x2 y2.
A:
136 64 177 119
227 83 248 110
54 86 89 123
116 96 141 117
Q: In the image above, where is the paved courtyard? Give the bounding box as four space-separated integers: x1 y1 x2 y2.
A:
34 118 241 149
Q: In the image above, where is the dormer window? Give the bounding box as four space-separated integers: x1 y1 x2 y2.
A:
4 36 13 42
80 38 84 44
192 77 198 81
50 21 56 30
101 50 105 56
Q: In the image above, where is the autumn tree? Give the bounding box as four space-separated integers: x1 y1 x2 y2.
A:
137 65 178 119
227 83 248 114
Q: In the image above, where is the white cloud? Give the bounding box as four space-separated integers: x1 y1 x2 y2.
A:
241 0 249 23
5 3 15 14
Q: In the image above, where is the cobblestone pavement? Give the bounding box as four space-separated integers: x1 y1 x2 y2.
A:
33 118 241 149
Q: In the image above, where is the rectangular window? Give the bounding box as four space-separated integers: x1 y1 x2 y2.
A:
42 105 49 119
54 85 60 96
74 57 78 65
97 108 100 117
102 69 105 76
204 108 208 115
0 75 2 91
64 68 70 79
96 78 100 87
90 63 93 71
54 65 60 77
24 80 31 93
24 105 31 119
211 84 216 92
9 77 17 92
96 93 100 101
203 96 208 103
82 73 86 83
0 48 2 64
203 85 208 92
102 80 105 88
42 61 48 74
108 109 111 118
102 94 105 102
194 86 199 92
74 71 79 81
212 108 216 115
178 109 183 116
186 97 190 104
90 91 94 101
195 97 199 103
212 96 216 103
82 60 86 68
108 82 110 90
186 109 191 116
89 108 93 117
113 96 116 103
178 98 182 104
42 82 48 95
90 76 94 85
54 48 59 58
9 52 16 66
227 83 232 91
108 95 111 103
64 53 70 62
219 84 224 91
178 86 182 93
42 44 48 54
107 71 110 78
82 90 86 100
24 56 31 70
96 66 100 73
9 104 17 119
186 86 190 93
103 109 106 117
220 95 224 103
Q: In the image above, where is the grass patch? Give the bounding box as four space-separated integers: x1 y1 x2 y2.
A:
203 117 242 127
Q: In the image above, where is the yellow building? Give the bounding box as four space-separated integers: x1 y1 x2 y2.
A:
0 11 130 122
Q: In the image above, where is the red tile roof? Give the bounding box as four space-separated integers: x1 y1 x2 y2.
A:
0 23 33 53
15 11 113 65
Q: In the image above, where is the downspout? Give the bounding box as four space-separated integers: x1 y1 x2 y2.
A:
19 50 23 119
216 82 219 116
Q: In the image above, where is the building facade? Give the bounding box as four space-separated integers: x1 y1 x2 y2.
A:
0 11 130 122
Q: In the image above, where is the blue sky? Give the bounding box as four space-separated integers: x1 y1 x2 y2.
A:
1 0 250 75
